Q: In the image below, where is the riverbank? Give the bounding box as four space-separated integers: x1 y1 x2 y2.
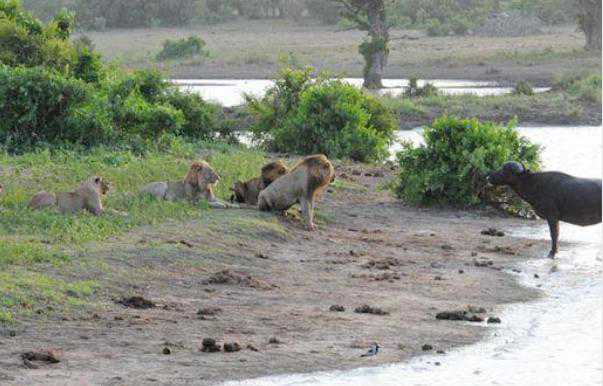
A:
80 21 601 86
0 156 546 385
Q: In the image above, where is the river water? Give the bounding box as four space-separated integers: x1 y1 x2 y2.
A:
174 78 550 107
222 125 602 386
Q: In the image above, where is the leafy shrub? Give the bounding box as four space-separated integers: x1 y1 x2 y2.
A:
395 117 541 210
554 73 602 104
248 67 396 162
0 1 75 72
75 0 197 28
404 77 439 98
513 81 534 96
0 65 110 149
161 89 227 140
156 36 209 61
73 46 104 83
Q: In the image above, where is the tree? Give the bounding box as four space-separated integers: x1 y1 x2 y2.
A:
333 0 392 89
576 0 601 51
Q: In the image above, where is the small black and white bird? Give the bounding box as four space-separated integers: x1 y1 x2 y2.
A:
360 343 380 357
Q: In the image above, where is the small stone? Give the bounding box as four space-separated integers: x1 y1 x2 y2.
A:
534 274 540 279
436 350 445 354
329 305 345 312
458 269 464 274
201 338 221 353
441 245 454 251
434 276 443 281
422 344 433 351
162 347 171 355
246 344 259 352
487 316 501 324
434 361 441 366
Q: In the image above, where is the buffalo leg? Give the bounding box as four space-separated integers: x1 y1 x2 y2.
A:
547 218 559 258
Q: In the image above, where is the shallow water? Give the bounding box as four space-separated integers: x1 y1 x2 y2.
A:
174 78 549 107
224 126 602 386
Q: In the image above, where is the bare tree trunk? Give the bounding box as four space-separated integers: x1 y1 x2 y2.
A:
362 1 388 89
578 0 602 51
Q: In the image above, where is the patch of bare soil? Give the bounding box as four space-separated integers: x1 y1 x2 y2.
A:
0 163 548 385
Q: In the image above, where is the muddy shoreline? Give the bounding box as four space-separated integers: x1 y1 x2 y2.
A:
0 163 550 385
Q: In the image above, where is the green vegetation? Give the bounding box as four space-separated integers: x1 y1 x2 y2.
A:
156 36 209 61
382 73 601 128
0 2 226 151
395 116 541 209
247 67 396 162
0 139 266 322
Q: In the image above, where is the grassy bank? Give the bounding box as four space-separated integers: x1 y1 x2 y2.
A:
80 21 601 84
381 74 602 129
0 139 266 323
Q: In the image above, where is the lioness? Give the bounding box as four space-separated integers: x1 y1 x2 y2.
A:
258 154 335 231
29 176 110 216
230 160 288 205
140 161 233 209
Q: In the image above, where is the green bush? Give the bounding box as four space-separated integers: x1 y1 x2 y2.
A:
248 67 396 162
395 117 541 209
0 65 111 149
156 36 209 61
513 80 534 96
395 0 495 36
554 73 602 104
162 89 227 140
73 46 104 83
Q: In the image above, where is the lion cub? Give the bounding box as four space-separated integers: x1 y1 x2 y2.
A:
140 161 233 209
258 154 335 231
230 160 288 205
29 176 110 216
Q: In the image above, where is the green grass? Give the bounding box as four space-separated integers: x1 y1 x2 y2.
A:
0 138 267 322
382 73 601 128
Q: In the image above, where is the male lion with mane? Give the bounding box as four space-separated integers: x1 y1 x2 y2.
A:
258 154 335 230
140 161 233 209
230 160 288 206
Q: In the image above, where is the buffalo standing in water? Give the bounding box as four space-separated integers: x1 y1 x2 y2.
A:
487 161 602 258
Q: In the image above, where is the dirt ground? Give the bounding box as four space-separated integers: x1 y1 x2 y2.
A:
0 163 549 385
82 21 601 85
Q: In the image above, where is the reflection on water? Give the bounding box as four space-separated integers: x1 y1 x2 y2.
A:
174 78 549 107
224 126 602 386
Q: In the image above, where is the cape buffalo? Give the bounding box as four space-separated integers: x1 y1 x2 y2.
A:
487 161 602 258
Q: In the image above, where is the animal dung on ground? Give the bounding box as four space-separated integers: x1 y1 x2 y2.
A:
481 227 505 237
205 269 274 290
117 296 156 309
435 306 486 323
197 307 222 317
354 305 389 316
223 342 242 352
329 304 345 312
201 338 221 353
21 349 62 368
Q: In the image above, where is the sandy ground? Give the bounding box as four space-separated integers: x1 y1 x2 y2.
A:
81 21 601 85
0 163 549 385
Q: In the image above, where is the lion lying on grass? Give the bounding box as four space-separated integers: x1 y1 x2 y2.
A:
258 155 335 231
29 176 110 216
230 160 288 206
140 161 234 209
